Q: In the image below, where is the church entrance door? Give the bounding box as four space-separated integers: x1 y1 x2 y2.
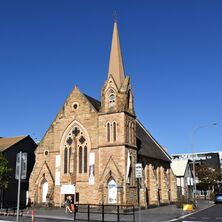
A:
42 180 48 203
108 179 117 204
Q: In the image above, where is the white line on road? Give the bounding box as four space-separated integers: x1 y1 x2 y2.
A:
0 220 13 222
182 221 203 222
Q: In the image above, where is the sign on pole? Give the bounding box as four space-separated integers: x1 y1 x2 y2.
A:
15 152 27 180
135 163 142 222
135 163 142 178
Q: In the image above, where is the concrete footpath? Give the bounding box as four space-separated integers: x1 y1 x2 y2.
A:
0 199 214 222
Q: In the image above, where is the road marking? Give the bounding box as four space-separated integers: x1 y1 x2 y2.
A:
182 221 203 222
216 218 222 220
202 217 209 219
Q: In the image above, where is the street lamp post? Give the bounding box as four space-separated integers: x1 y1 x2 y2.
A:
191 122 218 207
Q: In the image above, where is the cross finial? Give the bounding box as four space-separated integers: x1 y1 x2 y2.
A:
113 11 117 22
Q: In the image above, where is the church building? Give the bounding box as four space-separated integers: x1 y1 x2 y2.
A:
29 21 177 207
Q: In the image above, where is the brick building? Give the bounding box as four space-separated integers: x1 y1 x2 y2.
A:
29 21 177 207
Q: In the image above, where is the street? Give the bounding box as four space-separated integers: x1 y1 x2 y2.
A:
0 200 217 222
176 204 222 222
0 217 72 222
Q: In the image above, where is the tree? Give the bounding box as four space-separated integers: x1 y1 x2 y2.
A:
0 154 11 189
196 164 222 192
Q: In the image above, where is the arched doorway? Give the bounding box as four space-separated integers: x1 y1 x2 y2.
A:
108 179 117 204
42 179 48 203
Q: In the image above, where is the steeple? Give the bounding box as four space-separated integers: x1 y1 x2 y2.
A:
108 21 125 89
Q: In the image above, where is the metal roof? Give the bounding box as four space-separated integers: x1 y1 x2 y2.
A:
0 136 27 152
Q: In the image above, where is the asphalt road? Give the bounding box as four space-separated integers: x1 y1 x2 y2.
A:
0 217 72 222
176 204 222 222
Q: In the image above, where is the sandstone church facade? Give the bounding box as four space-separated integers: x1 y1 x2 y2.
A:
29 21 177 207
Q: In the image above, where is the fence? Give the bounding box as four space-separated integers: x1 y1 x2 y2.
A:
0 201 24 217
73 204 135 222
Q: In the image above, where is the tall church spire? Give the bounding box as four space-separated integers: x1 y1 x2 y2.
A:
108 21 125 89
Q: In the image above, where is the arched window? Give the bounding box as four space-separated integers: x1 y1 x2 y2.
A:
68 147 71 173
107 122 110 142
108 89 116 108
113 122 117 141
79 146 82 174
84 145 87 173
63 124 89 175
109 94 115 103
64 147 68 174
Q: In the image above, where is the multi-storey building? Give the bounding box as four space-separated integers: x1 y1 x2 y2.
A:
172 151 222 196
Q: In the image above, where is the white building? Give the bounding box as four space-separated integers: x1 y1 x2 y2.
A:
171 159 193 196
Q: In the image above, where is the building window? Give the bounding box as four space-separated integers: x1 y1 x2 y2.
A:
79 146 82 174
113 122 117 141
72 102 79 110
63 124 89 175
68 147 71 172
64 147 68 174
109 94 115 103
108 89 116 108
107 122 111 142
84 145 87 173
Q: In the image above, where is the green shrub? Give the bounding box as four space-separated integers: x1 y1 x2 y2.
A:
209 192 215 201
176 195 186 208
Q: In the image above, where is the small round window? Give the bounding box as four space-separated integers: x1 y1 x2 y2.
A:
72 102 79 110
44 150 49 156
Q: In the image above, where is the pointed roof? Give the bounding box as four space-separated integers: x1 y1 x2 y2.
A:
171 159 189 176
108 21 125 89
136 120 171 163
84 94 101 111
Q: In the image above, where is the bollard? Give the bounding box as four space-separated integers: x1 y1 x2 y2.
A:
31 209 34 222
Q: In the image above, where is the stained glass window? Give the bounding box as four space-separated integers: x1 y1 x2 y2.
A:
84 146 87 173
107 123 110 142
64 147 68 174
79 146 82 174
113 122 116 141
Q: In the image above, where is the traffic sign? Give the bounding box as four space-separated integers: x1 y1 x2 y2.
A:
135 163 142 178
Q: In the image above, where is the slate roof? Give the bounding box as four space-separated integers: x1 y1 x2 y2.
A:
0 136 27 152
136 120 171 163
84 94 101 112
81 94 171 163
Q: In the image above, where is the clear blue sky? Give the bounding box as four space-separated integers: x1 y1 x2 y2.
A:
0 0 221 154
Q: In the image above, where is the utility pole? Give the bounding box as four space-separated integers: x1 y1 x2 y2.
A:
191 122 218 208
16 151 22 222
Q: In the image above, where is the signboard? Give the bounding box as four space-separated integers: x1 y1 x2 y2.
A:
135 163 142 178
60 185 75 194
89 152 95 185
15 152 27 180
108 179 117 204
55 155 60 185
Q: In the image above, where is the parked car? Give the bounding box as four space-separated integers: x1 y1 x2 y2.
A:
215 193 222 204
